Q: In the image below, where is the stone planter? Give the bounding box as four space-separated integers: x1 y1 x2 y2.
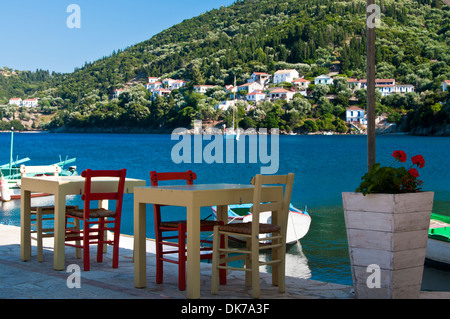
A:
342 192 434 299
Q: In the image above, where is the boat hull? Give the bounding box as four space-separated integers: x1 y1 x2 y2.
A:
0 179 50 201
212 204 311 244
426 214 450 267
426 238 450 267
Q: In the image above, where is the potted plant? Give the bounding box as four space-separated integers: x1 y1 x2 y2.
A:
342 150 434 299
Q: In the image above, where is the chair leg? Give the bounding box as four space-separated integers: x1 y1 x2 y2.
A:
155 229 163 284
245 238 252 287
97 219 104 263
218 232 227 285
178 223 186 291
74 219 81 259
251 236 260 299
36 211 44 263
211 226 220 295
112 221 120 269
83 222 90 271
277 233 286 293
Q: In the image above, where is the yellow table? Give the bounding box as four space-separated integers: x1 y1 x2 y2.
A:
133 183 283 299
20 175 146 270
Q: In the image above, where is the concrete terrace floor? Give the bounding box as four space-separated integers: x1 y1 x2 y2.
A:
0 224 448 303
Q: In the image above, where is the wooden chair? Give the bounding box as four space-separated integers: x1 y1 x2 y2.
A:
65 169 126 271
20 164 79 262
150 170 226 291
211 173 294 298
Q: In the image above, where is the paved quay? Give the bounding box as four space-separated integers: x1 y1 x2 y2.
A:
0 224 448 301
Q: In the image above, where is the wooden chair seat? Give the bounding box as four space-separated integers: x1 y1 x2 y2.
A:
31 205 79 214
66 208 117 219
160 220 222 228
218 222 281 235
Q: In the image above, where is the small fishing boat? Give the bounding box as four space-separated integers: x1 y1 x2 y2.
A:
211 203 311 244
426 213 450 268
0 159 77 201
0 129 77 201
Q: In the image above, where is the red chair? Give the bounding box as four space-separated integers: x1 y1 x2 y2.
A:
65 169 127 271
150 170 226 290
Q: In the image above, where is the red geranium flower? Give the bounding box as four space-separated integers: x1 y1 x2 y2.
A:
357 150 426 195
392 150 407 163
411 155 425 168
408 168 420 178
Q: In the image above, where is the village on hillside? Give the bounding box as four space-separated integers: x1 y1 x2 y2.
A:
113 69 449 133
6 68 450 133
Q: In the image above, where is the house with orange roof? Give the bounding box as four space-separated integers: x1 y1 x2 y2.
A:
9 98 22 106
291 78 311 90
248 72 271 87
151 89 171 100
146 81 163 91
268 88 295 102
441 80 450 91
246 91 267 103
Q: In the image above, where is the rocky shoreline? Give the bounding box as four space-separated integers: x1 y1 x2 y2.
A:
6 123 450 137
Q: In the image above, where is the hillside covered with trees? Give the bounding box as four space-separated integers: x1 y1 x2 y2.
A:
1 0 449 134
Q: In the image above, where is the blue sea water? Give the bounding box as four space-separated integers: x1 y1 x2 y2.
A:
0 131 449 288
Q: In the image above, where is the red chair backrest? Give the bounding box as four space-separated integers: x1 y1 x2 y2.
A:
150 170 196 186
81 169 127 218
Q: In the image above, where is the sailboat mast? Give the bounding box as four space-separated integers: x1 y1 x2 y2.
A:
9 128 14 175
233 76 236 130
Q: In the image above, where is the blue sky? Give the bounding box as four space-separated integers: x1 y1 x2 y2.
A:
0 0 235 73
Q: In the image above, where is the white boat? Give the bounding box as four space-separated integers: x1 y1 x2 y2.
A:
211 203 311 244
426 213 450 268
0 129 77 201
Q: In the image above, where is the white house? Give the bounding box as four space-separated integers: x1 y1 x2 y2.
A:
193 85 215 94
246 91 266 103
347 78 362 90
237 82 263 94
248 72 271 86
152 89 171 99
394 84 414 94
291 78 311 90
314 75 333 85
377 85 396 97
146 81 163 91
171 80 187 90
273 69 299 84
441 80 450 91
376 79 395 86
148 77 159 83
113 89 124 98
22 98 38 107
215 100 236 111
268 88 295 102
9 98 22 106
346 106 365 123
